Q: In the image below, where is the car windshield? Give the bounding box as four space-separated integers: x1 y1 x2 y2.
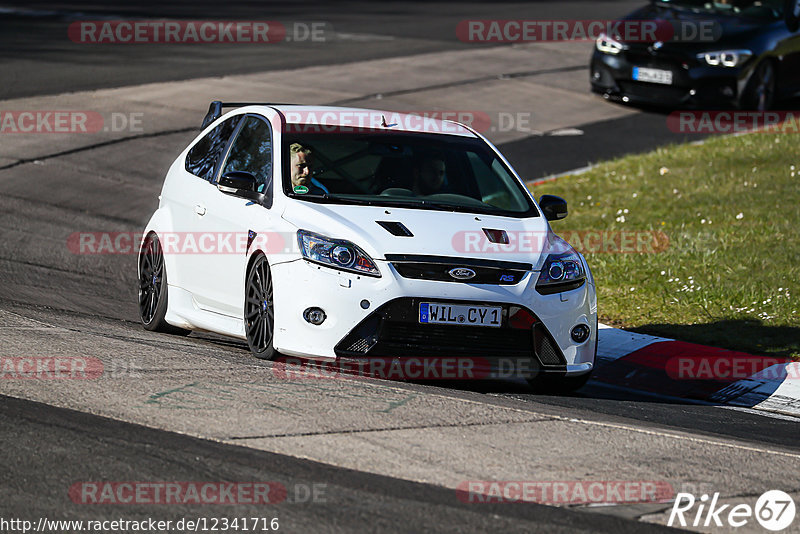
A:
281 128 539 218
653 0 783 19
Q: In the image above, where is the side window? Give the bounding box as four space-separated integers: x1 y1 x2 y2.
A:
185 116 241 181
220 116 273 195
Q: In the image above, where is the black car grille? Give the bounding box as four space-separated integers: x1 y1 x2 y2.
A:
623 45 689 68
387 254 531 285
376 321 533 358
334 297 566 367
618 81 689 104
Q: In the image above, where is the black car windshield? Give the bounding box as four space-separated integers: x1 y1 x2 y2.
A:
282 128 539 218
654 0 783 18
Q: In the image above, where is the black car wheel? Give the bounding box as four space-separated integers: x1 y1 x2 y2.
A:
245 255 277 359
138 233 190 335
742 60 776 111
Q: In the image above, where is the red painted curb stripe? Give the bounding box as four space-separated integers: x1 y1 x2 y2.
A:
593 340 791 401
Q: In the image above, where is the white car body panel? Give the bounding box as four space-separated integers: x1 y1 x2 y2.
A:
141 104 597 376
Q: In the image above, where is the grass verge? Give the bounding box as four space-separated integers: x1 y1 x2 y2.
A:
530 131 799 360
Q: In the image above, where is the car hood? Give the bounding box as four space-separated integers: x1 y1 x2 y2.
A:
622 3 783 49
281 201 564 270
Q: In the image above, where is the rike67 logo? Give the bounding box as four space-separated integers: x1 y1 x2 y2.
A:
668 490 796 531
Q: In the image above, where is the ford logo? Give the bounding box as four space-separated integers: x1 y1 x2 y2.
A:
449 267 476 280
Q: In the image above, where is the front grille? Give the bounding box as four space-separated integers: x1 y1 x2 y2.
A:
618 81 689 104
334 297 566 367
387 254 531 285
376 321 533 359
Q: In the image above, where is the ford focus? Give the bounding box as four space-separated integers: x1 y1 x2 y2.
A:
138 102 597 392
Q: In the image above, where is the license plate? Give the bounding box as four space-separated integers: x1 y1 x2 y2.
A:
633 67 673 85
419 303 502 328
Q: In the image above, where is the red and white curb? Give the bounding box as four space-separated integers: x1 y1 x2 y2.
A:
595 324 800 418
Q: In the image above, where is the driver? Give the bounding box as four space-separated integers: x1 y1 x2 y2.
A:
290 143 329 195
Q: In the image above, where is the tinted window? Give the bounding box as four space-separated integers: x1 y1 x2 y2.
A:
221 116 273 195
185 116 240 181
281 129 537 218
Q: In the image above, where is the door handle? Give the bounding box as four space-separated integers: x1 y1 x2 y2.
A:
194 204 207 216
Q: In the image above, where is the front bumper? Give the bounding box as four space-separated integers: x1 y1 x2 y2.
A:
590 50 744 108
270 258 597 376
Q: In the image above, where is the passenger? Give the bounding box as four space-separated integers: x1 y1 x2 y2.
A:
289 143 329 195
412 156 447 196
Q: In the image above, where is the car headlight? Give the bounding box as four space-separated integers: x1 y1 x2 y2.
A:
536 252 586 294
596 33 624 55
297 230 381 277
697 50 752 68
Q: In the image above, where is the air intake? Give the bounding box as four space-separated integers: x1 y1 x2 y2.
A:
376 221 413 237
483 228 509 244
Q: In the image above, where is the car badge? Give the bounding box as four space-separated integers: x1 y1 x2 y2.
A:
247 230 257 253
449 267 476 280
293 185 309 194
650 41 663 54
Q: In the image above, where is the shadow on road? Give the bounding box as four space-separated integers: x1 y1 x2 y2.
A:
630 319 800 360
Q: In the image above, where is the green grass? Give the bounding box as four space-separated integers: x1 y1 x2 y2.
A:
531 132 800 360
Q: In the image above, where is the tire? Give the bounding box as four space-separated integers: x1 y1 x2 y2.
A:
527 372 591 395
742 60 776 111
138 233 190 335
244 255 278 360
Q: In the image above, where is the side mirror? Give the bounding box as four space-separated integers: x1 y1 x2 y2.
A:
218 171 263 201
539 195 568 221
786 0 800 32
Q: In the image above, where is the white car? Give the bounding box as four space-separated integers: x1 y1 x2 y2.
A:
139 102 597 392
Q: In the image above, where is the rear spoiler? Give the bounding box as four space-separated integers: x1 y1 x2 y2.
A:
201 101 286 129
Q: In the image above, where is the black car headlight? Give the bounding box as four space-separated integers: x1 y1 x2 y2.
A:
536 252 586 294
297 230 381 277
697 49 752 68
596 33 624 55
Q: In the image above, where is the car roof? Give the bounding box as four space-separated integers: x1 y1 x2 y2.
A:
244 104 479 138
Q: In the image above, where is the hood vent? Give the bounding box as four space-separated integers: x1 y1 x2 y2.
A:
376 221 413 237
483 228 509 244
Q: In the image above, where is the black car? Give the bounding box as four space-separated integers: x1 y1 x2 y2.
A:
591 0 800 110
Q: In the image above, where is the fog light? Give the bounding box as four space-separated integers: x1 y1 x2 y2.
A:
303 307 326 325
571 324 591 343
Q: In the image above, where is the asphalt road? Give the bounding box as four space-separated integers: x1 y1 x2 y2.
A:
1 2 799 533
4 394 675 534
